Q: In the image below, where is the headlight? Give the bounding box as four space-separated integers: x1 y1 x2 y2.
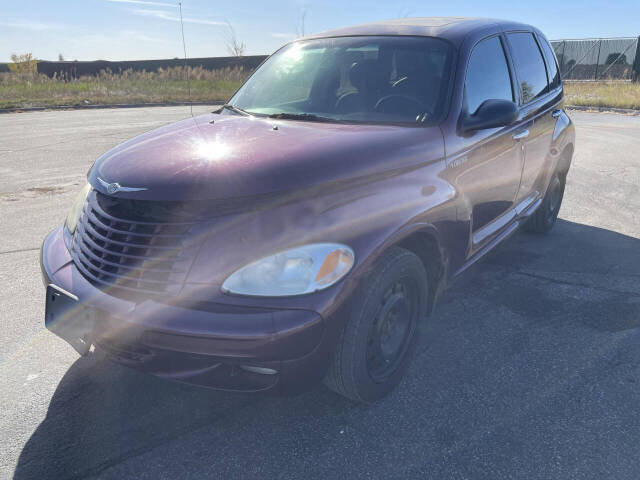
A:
222 243 355 297
65 183 91 234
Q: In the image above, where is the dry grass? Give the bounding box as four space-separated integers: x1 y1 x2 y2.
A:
3 69 639 111
564 81 640 110
0 66 249 109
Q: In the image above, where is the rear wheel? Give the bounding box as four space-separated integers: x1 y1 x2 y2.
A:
524 171 566 234
323 247 428 403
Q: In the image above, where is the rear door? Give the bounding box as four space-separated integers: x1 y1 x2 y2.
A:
504 32 560 207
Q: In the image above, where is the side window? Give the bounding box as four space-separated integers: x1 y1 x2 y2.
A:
538 36 561 89
506 32 549 104
465 36 513 115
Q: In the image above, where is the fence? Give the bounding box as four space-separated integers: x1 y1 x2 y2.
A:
3 39 640 81
550 37 640 81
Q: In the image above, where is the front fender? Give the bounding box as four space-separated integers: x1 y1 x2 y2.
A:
181 155 456 313
349 220 453 314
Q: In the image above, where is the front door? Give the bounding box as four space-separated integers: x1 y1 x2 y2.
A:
449 35 524 257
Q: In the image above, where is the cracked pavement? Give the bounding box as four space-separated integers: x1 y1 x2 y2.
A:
1 107 639 479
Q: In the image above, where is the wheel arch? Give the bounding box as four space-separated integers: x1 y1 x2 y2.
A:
557 143 574 178
372 225 450 315
551 109 575 178
397 230 447 314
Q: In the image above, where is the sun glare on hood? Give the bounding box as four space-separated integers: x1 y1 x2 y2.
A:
194 139 231 162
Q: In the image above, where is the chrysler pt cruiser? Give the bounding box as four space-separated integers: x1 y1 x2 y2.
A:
41 17 574 402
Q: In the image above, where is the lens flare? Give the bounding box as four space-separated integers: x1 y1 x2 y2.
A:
284 43 304 62
194 140 230 162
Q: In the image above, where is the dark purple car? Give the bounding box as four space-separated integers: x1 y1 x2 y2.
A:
41 17 574 402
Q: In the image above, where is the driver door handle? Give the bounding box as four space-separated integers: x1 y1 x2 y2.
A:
512 129 529 140
551 109 562 118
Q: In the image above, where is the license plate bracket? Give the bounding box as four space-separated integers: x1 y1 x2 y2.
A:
45 284 96 356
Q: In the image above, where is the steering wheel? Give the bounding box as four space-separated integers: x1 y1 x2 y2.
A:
334 91 360 113
391 76 409 88
374 94 428 119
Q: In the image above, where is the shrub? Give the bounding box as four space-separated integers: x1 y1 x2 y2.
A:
8 53 38 74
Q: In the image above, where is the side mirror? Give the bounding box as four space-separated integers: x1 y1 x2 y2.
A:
461 99 518 132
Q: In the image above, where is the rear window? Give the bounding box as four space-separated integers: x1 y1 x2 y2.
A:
506 32 549 104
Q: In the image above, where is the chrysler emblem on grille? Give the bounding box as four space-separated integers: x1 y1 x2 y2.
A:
97 177 148 195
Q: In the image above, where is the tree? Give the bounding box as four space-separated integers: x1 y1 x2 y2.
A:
8 53 38 73
225 21 245 57
521 81 534 103
58 53 65 61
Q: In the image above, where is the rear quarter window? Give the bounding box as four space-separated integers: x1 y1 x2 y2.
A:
538 36 561 89
506 32 549 104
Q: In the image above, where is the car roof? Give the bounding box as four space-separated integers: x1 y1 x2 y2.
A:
303 17 539 47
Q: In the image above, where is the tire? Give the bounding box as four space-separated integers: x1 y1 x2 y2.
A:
524 170 566 234
323 247 429 403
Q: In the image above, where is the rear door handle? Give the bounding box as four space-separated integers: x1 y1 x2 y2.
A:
551 109 562 118
512 129 529 140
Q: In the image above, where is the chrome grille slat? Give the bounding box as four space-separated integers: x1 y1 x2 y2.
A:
77 223 181 262
76 239 184 274
72 191 201 297
80 218 185 251
85 208 188 238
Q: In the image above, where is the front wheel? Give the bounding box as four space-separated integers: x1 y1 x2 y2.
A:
323 247 428 403
524 171 566 234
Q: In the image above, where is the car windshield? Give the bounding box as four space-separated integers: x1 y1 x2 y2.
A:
228 36 454 125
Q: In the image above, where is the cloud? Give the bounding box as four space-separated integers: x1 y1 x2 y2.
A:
58 29 176 60
0 20 63 31
106 0 176 7
131 8 227 26
75 31 166 45
270 32 297 39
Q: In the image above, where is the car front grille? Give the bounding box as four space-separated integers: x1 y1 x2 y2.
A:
70 190 203 298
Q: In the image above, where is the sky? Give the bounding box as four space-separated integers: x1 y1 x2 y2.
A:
1 0 639 62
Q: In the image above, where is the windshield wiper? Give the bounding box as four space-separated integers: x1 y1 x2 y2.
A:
219 104 251 116
267 112 335 123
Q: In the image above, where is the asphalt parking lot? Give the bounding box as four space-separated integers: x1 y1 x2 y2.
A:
1 106 639 479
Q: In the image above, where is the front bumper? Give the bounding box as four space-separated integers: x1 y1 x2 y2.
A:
41 227 334 394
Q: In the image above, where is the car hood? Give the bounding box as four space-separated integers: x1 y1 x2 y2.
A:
88 113 443 201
